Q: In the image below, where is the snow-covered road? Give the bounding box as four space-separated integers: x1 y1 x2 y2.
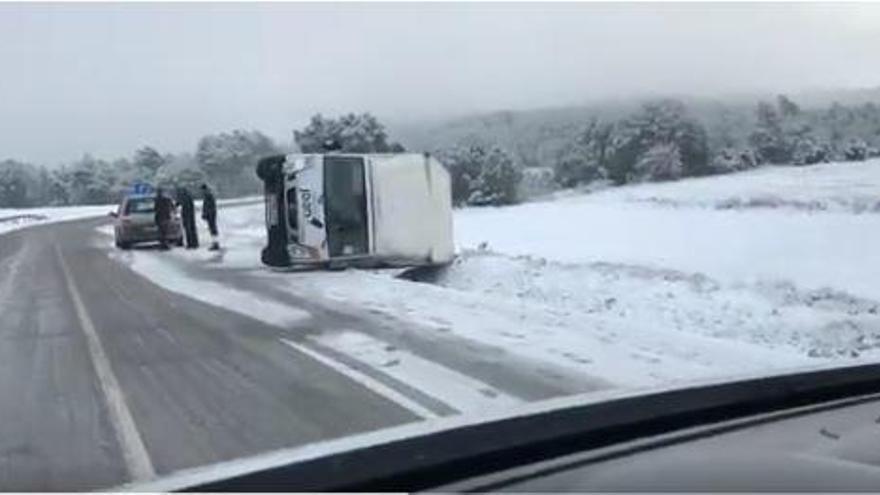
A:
97 159 880 394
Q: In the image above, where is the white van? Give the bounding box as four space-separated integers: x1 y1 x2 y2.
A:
256 153 454 268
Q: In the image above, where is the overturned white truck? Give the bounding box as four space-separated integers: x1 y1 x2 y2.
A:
256 153 454 269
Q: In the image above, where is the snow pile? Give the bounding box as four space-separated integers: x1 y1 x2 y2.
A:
258 255 808 387
431 249 880 359
0 205 112 235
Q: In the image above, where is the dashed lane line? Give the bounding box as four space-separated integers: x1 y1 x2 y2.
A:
55 243 156 482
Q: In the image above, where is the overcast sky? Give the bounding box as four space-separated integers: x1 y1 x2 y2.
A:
1 2 879 164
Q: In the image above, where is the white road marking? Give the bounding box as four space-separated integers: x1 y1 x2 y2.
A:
280 338 441 420
55 244 156 481
312 331 523 415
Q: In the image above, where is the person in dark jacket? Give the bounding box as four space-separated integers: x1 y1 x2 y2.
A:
176 187 199 249
154 187 174 250
200 183 220 251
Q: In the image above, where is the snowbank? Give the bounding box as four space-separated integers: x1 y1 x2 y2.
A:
0 195 259 238
0 205 113 236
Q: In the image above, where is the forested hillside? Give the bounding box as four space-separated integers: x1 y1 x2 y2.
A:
3 89 880 209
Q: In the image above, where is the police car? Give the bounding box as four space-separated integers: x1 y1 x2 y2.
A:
110 185 183 249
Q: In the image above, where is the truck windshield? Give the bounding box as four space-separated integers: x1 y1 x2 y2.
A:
324 156 369 257
285 186 298 238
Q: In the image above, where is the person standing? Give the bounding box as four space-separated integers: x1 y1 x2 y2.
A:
176 187 199 249
154 187 174 250
200 183 220 251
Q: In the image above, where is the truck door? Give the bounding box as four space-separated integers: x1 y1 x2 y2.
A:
323 156 369 257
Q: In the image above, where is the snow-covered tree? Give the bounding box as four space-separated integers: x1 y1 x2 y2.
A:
777 94 801 119
791 137 830 166
518 166 555 199
553 119 612 188
606 99 708 184
196 130 279 197
0 160 37 207
437 144 522 206
843 139 869 161
711 147 758 173
294 113 404 153
436 144 490 206
749 101 791 164
132 146 166 180
154 153 206 192
468 147 522 206
57 155 121 205
634 143 683 181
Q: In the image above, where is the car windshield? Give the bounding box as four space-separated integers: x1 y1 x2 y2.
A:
2 1 880 492
124 197 155 214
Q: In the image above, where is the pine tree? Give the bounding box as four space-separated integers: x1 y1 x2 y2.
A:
196 130 279 197
635 143 683 181
750 101 791 164
468 147 522 206
791 137 830 165
294 113 405 153
133 146 166 180
711 148 758 173
553 119 612 187
605 99 708 183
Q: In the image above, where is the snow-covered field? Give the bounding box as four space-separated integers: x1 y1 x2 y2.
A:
0 204 112 235
588 159 880 213
101 159 880 389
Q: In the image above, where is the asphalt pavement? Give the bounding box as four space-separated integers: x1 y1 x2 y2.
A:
0 217 604 490
0 219 418 490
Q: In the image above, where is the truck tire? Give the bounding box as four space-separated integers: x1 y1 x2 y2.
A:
261 245 290 267
256 155 286 181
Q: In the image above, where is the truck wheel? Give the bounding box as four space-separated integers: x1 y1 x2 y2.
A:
117 241 131 250
256 155 286 181
176 237 185 247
